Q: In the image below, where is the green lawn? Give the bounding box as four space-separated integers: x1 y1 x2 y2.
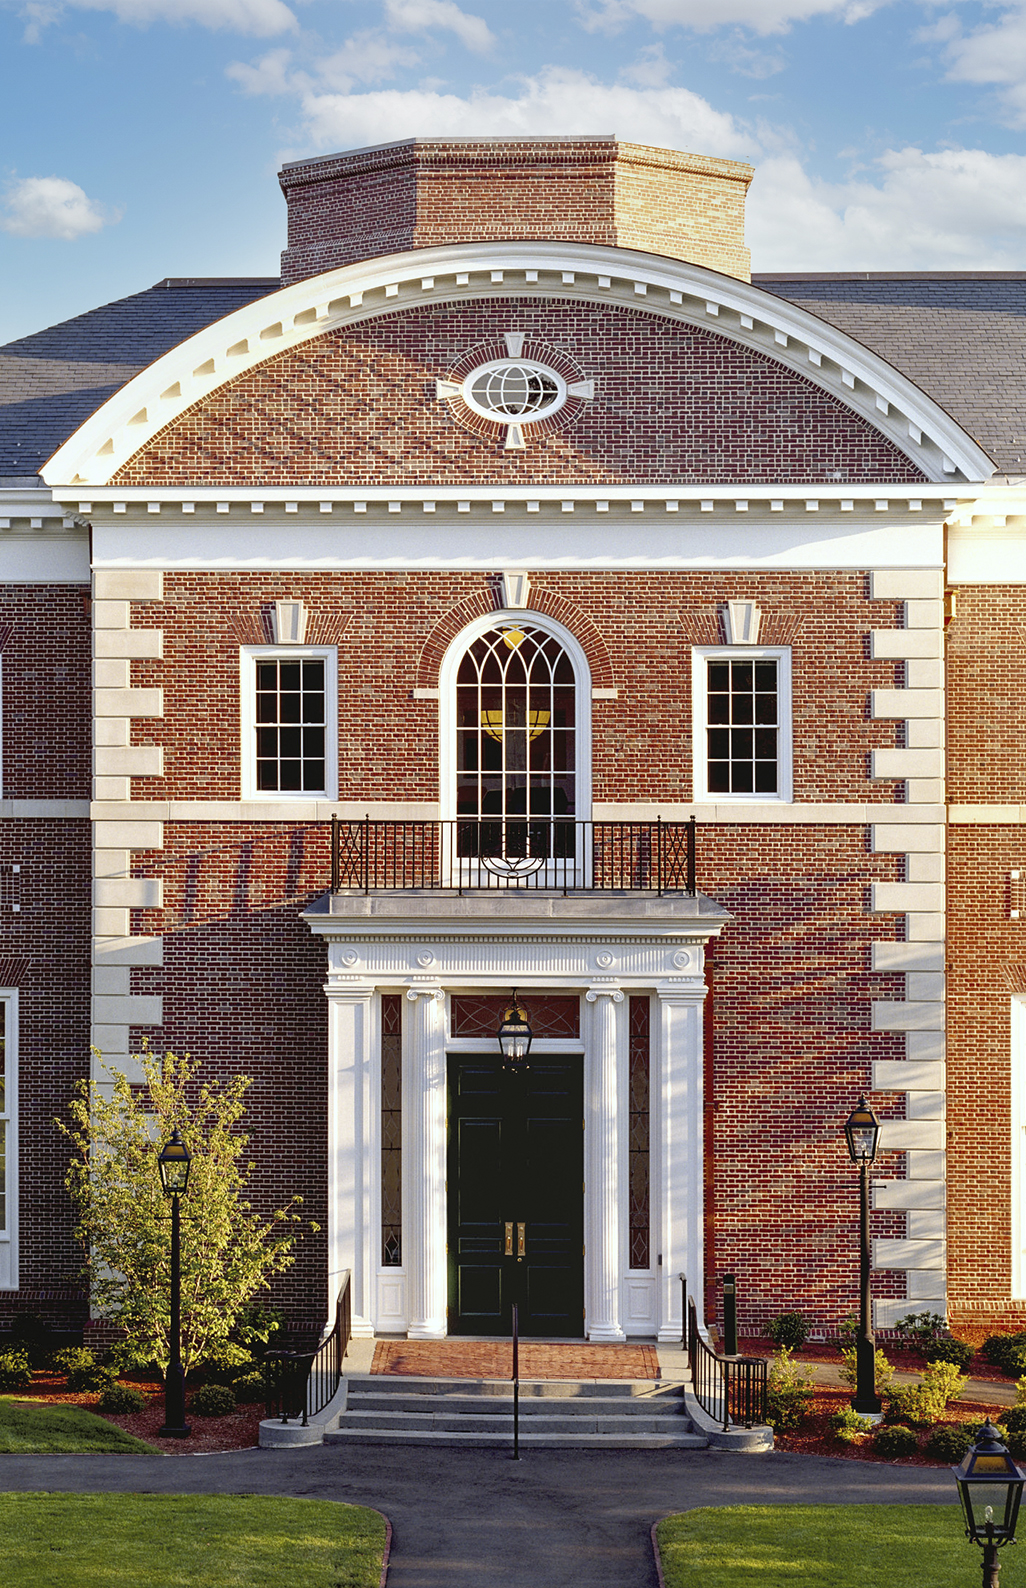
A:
0 1399 156 1453
0 1494 387 1588
656 1505 998 1588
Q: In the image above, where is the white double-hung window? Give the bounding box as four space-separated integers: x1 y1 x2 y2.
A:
692 647 792 802
241 647 337 799
0 991 18 1290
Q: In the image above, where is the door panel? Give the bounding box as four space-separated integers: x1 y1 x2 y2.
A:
448 1053 584 1337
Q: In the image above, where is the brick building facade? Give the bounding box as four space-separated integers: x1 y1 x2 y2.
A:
0 135 1021 1343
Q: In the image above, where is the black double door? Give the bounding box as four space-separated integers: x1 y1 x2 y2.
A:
447 1053 584 1337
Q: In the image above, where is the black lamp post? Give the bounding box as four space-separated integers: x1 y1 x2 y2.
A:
953 1420 1026 1588
157 1127 192 1438
843 1095 881 1416
497 992 533 1068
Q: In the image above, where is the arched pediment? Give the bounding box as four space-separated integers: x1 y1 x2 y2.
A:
41 241 994 488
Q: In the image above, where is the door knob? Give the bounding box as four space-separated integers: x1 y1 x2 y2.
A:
504 1222 513 1256
517 1221 526 1257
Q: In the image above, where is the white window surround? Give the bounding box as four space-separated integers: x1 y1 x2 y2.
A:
1013 995 1026 1299
239 646 338 801
0 989 18 1291
691 645 793 803
438 609 593 822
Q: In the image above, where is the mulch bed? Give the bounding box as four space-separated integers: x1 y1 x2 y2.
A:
773 1382 1009 1465
9 1371 262 1454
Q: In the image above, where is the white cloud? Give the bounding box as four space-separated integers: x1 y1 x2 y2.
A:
23 0 298 37
383 0 494 53
576 0 891 36
0 175 120 240
289 66 757 160
935 4 1026 125
748 146 1026 269
227 32 422 96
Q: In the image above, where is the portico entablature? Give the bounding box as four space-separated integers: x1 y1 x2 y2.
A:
42 240 993 490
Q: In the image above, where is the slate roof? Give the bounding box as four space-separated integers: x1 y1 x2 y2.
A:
2 269 1024 480
755 272 1026 476
0 278 280 479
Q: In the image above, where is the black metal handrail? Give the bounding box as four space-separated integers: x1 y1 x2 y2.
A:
264 1271 352 1426
687 1297 767 1431
330 816 696 895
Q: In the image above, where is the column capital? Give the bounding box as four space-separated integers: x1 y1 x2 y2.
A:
406 984 445 1003
586 985 624 1003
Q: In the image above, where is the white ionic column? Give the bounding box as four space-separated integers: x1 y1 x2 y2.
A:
585 985 627 1342
655 981 707 1343
324 981 375 1337
405 986 448 1338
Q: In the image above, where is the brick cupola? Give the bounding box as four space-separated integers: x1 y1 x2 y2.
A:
278 136 755 286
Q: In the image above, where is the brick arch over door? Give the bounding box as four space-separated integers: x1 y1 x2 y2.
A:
415 584 615 691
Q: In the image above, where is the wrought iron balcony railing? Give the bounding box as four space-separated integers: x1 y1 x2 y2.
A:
330 816 696 895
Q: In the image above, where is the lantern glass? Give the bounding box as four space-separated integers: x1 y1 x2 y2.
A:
497 994 533 1065
157 1129 192 1197
844 1097 880 1164
953 1422 1026 1545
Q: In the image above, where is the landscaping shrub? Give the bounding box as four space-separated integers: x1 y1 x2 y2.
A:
765 1348 816 1431
97 1383 147 1415
56 1349 115 1393
1001 1405 1026 1434
982 1332 1026 1377
840 1343 894 1397
921 1337 975 1371
765 1312 810 1351
0 1350 32 1392
829 1407 873 1444
894 1312 946 1352
885 1359 967 1427
232 1371 265 1403
189 1382 236 1417
924 1423 974 1461
8 1314 52 1366
192 1342 252 1386
873 1423 918 1458
1005 1427 1026 1460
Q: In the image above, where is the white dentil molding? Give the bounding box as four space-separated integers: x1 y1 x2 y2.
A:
41 241 993 489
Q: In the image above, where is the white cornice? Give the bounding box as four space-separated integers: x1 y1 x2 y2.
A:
41 241 994 489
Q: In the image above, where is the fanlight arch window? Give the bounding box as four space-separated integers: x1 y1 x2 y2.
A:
454 622 580 870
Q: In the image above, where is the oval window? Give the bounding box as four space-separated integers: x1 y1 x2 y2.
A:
461 360 567 425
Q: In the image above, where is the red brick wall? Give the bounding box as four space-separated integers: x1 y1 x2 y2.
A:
946 824 1026 1332
0 586 90 800
128 569 905 805
278 139 753 284
112 299 925 488
129 822 331 1326
0 819 91 1328
948 586 1026 803
703 824 908 1334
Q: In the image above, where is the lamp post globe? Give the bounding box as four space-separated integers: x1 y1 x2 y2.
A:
953 1420 1026 1588
843 1095 881 1417
157 1128 192 1438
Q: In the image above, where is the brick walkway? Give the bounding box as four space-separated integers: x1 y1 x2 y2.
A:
370 1340 660 1380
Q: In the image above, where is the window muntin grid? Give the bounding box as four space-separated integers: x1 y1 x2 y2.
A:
255 657 326 793
380 994 402 1268
456 625 576 854
462 360 567 425
706 657 779 795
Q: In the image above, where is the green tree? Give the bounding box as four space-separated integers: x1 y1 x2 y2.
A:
61 1049 307 1375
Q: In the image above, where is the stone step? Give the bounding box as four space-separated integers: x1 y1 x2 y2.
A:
338 1408 691 1435
345 1373 682 1399
325 1427 708 1449
346 1389 686 1417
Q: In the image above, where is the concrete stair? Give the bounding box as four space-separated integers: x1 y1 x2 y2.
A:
325 1373 708 1448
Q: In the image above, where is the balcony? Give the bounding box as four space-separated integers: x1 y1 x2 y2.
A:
330 816 697 896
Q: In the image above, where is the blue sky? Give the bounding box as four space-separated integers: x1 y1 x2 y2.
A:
3 0 1026 342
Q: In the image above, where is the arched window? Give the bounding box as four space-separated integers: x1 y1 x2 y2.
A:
449 619 585 865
